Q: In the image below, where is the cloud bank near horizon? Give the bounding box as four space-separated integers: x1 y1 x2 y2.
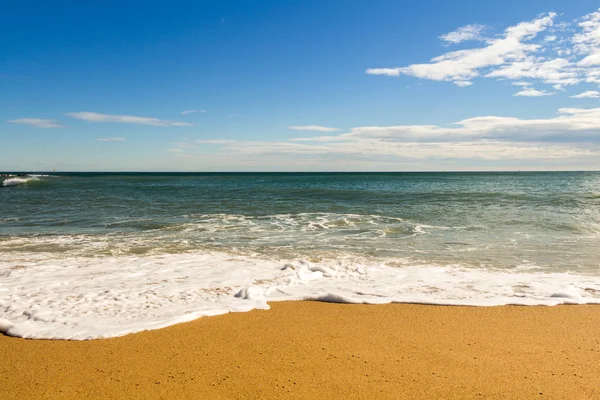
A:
165 107 600 170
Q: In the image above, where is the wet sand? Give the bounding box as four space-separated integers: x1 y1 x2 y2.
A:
2 302 600 399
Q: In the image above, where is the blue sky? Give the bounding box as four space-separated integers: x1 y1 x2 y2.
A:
2 0 600 171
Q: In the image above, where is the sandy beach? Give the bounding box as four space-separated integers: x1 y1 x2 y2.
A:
2 302 600 399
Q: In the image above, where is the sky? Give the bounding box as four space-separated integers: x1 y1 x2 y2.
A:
2 0 600 171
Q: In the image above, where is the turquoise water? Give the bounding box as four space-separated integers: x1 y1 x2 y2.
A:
1 172 600 339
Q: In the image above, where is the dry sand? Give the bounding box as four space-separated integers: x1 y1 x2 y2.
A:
2 302 600 399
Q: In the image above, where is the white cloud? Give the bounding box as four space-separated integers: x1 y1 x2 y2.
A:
585 69 600 84
486 58 579 87
365 68 402 77
97 137 125 141
366 9 600 94
181 109 207 115
454 81 473 87
8 118 64 128
367 13 557 84
288 125 340 132
572 10 600 56
440 24 486 44
67 112 193 127
570 90 600 98
166 148 183 152
579 54 600 66
513 88 554 96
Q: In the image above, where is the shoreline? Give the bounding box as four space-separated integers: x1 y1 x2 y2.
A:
2 302 600 399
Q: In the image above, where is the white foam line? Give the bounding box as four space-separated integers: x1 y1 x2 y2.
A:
2 176 39 187
2 251 600 340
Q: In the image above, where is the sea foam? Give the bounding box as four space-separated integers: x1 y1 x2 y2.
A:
2 176 39 187
1 251 600 340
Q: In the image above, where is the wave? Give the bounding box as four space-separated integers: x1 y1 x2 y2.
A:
1 250 600 340
2 176 40 187
1 174 59 189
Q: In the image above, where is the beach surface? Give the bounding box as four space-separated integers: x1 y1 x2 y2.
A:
2 302 600 399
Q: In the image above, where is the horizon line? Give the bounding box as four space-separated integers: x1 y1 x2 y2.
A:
2 170 598 174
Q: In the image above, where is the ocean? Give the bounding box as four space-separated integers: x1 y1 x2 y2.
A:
1 172 599 339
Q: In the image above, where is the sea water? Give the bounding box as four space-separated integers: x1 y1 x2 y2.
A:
1 172 599 339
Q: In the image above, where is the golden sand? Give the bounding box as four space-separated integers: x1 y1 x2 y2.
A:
2 302 600 399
